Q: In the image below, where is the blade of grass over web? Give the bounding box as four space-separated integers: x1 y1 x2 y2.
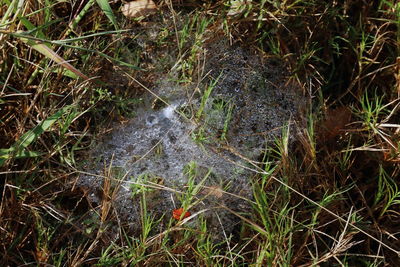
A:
56 30 132 44
0 105 73 166
196 73 221 119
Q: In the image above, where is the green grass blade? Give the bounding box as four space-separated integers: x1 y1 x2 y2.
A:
56 29 131 44
63 0 96 38
0 105 73 166
96 0 119 30
9 31 140 70
19 16 47 39
10 150 44 159
196 73 221 119
18 34 89 80
0 0 19 26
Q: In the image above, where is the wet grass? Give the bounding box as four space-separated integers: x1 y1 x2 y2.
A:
1 0 400 266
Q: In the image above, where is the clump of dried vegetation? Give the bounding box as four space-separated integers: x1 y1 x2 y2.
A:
1 0 399 266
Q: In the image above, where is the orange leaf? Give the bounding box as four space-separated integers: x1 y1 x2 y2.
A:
172 208 191 220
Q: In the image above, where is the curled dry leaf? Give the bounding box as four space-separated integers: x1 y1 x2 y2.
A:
122 0 157 18
172 208 191 220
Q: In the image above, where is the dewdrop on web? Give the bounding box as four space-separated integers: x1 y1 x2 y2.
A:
162 101 186 119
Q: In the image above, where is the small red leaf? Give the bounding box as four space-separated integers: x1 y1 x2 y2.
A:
172 208 191 220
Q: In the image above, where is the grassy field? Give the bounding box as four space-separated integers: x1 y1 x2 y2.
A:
1 0 400 266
